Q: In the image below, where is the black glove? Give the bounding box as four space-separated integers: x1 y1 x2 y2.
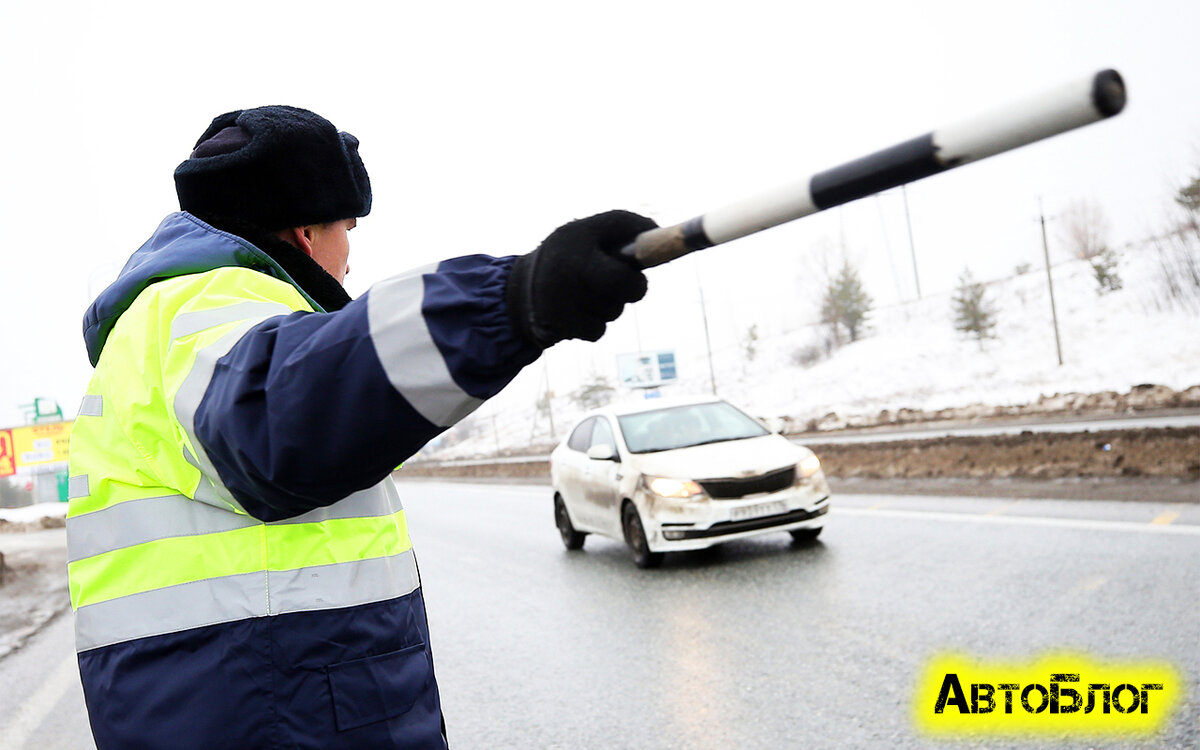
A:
506 210 656 347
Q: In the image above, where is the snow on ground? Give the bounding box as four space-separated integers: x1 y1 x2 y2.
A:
433 236 1200 458
714 247 1198 419
0 502 68 524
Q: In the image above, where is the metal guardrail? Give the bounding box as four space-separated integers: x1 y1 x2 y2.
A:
402 455 550 469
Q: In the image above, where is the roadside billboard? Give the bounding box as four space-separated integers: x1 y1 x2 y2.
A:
0 430 14 477
9 421 73 469
616 351 678 389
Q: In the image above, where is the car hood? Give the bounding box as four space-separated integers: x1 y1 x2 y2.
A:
627 434 805 480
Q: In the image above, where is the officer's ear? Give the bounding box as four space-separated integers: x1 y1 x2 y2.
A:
275 226 317 259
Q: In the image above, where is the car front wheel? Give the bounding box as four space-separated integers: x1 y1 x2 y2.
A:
555 495 586 550
622 503 664 569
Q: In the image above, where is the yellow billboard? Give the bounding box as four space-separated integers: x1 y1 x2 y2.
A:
10 421 73 468
0 430 14 477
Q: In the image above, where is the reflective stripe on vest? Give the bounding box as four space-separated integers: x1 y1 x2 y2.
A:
69 479 418 651
75 549 420 652
173 302 295 514
68 268 422 652
67 485 402 563
78 395 103 417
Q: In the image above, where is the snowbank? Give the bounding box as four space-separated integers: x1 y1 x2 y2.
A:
0 502 69 524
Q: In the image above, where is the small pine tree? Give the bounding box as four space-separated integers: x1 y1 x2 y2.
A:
951 269 997 345
743 324 759 362
820 260 873 344
1090 247 1123 294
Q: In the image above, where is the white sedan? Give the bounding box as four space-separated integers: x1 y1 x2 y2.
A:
549 396 831 568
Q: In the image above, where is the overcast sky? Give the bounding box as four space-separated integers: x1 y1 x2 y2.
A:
1 0 1197 429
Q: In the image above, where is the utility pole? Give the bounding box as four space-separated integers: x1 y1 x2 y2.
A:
901 184 923 300
542 362 555 440
695 260 718 396
1038 198 1064 366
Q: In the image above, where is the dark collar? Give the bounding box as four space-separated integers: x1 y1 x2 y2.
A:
192 213 352 312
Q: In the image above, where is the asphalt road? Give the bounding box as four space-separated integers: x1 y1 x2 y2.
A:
0 608 93 750
2 481 1198 749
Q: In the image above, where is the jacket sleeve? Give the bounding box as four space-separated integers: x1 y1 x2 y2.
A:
189 255 541 521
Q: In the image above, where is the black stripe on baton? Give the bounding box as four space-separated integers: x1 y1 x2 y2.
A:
679 215 715 252
808 133 951 211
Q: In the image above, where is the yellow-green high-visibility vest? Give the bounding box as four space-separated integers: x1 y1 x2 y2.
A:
68 266 419 652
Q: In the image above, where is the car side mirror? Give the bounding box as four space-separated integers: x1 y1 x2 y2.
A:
586 444 618 462
759 416 783 434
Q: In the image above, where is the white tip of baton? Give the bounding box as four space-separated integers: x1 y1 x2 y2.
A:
934 68 1125 168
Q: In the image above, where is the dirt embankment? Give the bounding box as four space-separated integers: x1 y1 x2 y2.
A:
808 427 1199 481
0 514 65 534
774 384 1200 433
399 428 1200 490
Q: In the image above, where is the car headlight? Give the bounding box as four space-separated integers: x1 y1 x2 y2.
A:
646 476 705 499
798 453 822 479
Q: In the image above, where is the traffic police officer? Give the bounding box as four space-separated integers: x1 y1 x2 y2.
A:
67 105 653 749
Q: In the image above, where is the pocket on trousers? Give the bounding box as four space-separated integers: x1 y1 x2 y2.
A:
327 643 432 731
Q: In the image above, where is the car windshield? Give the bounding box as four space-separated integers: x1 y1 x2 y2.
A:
617 401 770 454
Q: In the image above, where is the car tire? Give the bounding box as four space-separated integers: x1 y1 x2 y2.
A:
789 527 823 543
622 502 664 569
554 494 586 551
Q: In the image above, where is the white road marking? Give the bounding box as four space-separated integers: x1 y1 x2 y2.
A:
833 507 1200 536
0 652 79 750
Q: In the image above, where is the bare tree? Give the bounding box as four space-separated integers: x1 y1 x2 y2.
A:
1149 168 1200 313
570 373 615 410
797 236 841 306
1176 171 1200 222
1059 198 1111 260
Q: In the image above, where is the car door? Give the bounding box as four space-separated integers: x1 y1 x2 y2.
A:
581 417 623 537
556 418 595 530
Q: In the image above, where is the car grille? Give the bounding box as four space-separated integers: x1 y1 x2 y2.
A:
698 466 795 499
665 503 829 540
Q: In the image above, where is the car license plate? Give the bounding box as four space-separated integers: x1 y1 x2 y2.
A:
731 500 786 521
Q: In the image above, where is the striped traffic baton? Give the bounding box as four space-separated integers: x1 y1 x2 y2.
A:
620 69 1126 268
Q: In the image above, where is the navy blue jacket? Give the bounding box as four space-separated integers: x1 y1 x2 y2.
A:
76 213 541 749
